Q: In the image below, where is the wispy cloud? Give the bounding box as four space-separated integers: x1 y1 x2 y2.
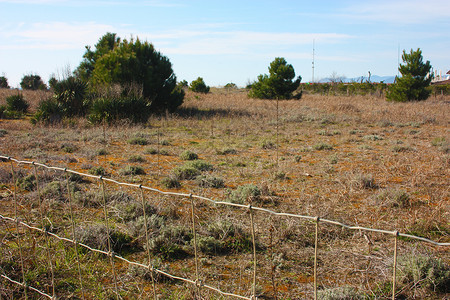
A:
0 0 182 6
341 0 450 24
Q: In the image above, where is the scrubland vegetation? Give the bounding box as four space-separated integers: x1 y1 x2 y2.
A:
1 87 449 299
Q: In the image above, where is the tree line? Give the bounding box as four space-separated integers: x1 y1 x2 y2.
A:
0 34 442 123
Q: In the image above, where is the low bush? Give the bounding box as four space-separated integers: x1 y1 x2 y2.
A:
6 94 29 113
16 174 36 191
127 137 148 145
75 224 133 253
172 165 200 180
184 160 213 171
149 225 192 259
195 175 224 188
317 286 363 299
119 165 146 176
227 184 261 204
179 150 198 160
161 176 182 189
88 96 151 124
397 253 449 294
88 166 106 176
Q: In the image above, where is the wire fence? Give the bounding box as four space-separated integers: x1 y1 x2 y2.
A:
0 155 449 299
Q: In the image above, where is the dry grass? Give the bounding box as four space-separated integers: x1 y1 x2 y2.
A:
1 89 449 299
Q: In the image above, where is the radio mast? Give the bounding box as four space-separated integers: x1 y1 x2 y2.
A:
312 39 315 83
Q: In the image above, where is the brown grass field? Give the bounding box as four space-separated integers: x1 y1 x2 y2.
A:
0 88 449 299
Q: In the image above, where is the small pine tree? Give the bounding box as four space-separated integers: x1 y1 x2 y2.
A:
249 57 301 100
20 74 47 90
190 77 210 93
0 76 9 89
387 48 432 102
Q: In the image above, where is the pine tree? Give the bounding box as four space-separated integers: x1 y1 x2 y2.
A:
387 48 432 102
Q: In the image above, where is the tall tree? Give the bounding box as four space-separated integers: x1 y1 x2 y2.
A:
387 48 432 102
249 57 301 100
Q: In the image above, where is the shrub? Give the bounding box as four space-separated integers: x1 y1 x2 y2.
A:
0 76 9 88
128 155 145 163
204 220 253 254
20 74 46 90
189 77 210 93
75 224 133 253
88 166 106 176
184 160 213 171
397 254 449 293
88 95 151 124
113 200 156 222
387 48 432 102
149 225 192 259
16 174 36 191
248 57 301 100
119 165 146 176
172 165 200 180
127 137 148 145
32 98 63 124
195 175 225 188
6 94 29 113
128 214 165 238
179 150 198 160
313 143 333 150
77 33 184 113
52 76 88 117
317 286 363 300
228 184 261 204
375 189 410 208
161 176 182 189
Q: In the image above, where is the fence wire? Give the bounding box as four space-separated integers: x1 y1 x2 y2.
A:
1 156 449 300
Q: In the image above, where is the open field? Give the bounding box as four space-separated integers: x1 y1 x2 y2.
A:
1 89 449 299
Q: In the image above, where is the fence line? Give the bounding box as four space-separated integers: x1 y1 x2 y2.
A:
1 155 449 299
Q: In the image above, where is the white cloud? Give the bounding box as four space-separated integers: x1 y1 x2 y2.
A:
342 0 450 24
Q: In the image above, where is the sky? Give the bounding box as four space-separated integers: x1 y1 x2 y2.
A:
1 0 449 88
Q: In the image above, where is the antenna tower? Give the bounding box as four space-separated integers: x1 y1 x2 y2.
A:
312 39 315 83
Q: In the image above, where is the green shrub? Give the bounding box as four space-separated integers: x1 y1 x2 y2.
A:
205 220 253 254
317 286 363 299
161 176 182 189
20 74 46 90
184 160 213 171
128 155 145 163
195 175 224 188
149 225 192 259
52 76 88 117
16 174 36 191
397 254 449 293
172 165 200 180
33 98 63 124
0 106 6 118
228 184 261 204
127 137 148 145
119 165 146 176
88 96 151 124
179 150 198 160
0 129 7 137
96 148 108 156
0 76 9 88
75 224 133 253
6 94 29 113
196 236 225 255
88 166 106 176
113 200 156 222
189 77 210 93
145 148 158 155
313 143 333 150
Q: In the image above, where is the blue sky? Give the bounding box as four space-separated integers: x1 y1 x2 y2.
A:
1 0 449 87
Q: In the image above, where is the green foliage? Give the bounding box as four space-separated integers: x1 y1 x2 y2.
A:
179 150 198 160
200 220 253 254
224 82 237 89
149 225 192 259
387 48 432 102
20 74 47 90
397 254 449 293
127 137 148 145
177 80 188 88
195 175 225 188
317 286 363 299
313 143 333 150
119 165 146 176
184 160 213 171
161 176 182 189
6 94 29 113
52 76 89 116
172 165 200 180
88 166 106 176
16 174 36 191
75 224 133 253
249 57 301 99
189 77 210 93
228 184 261 204
0 76 9 88
89 95 151 124
78 33 184 113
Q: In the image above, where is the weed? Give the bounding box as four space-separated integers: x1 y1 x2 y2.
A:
113 200 156 223
217 148 237 155
227 184 261 204
128 155 145 163
317 286 363 299
159 149 170 156
96 148 108 156
16 174 36 191
88 166 106 176
313 143 333 151
261 140 276 149
119 165 146 176
149 225 192 259
145 148 158 155
172 165 200 180
0 129 7 137
160 139 171 146
294 155 302 162
397 253 450 293
6 94 29 113
179 150 198 160
364 134 383 141
355 173 377 189
184 159 213 171
75 224 134 253
375 189 409 207
61 143 77 153
127 137 148 145
161 176 182 189
392 145 413 152
195 175 225 188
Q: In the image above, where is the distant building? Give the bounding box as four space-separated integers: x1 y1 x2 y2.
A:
431 69 450 82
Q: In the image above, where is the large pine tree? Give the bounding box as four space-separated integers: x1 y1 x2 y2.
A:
387 48 432 102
